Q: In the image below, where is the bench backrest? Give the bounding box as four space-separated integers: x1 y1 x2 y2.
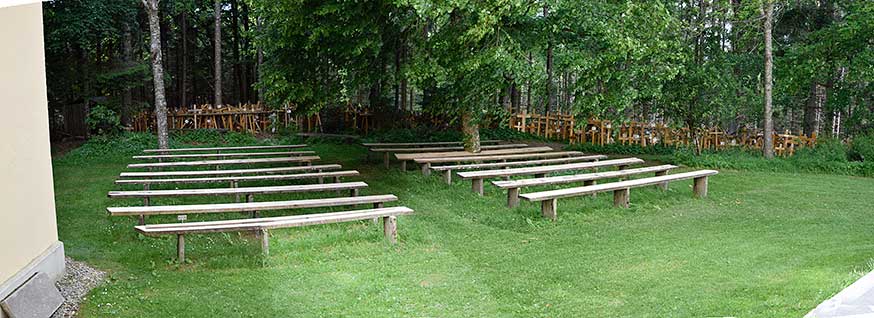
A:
108 182 369 198
133 151 315 160
108 194 398 216
115 170 359 185
127 156 319 169
370 143 527 153
395 146 553 161
421 151 588 165
118 164 342 178
457 158 645 179
492 165 677 189
135 207 414 235
143 144 307 153
520 170 718 201
431 155 606 171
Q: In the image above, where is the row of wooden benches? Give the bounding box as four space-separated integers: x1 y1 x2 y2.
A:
113 144 415 261
366 141 717 221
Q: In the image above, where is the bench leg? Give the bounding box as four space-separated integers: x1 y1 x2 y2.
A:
655 170 669 190
372 202 384 224
177 234 185 262
443 170 453 184
383 216 397 244
421 163 431 176
138 215 146 226
693 176 708 198
584 180 597 197
471 178 484 196
383 152 390 169
613 188 630 208
232 181 240 203
247 194 259 218
400 160 407 172
260 229 269 256
534 173 546 178
541 199 557 221
507 188 520 208
318 169 324 184
350 188 359 197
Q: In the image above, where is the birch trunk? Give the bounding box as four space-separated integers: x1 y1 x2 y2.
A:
142 0 169 149
762 0 775 159
214 0 223 107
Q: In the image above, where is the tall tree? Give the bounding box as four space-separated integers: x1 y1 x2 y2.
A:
762 0 775 158
214 0 223 106
142 0 169 149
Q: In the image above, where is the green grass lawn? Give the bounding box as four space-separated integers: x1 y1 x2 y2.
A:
52 141 874 317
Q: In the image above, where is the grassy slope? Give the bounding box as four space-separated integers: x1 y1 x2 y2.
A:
52 142 874 317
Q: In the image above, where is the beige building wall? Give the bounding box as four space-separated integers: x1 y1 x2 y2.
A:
0 2 64 288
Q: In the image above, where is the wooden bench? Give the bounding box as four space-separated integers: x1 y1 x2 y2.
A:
118 164 342 178
127 156 320 169
132 151 316 161
143 144 307 153
362 140 501 147
394 146 554 171
115 170 360 190
520 170 718 220
108 194 398 225
493 164 678 208
135 206 413 261
371 143 527 168
457 158 645 195
421 153 602 179
108 182 370 207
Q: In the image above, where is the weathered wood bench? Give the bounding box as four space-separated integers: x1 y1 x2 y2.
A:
127 156 320 169
135 206 413 261
108 182 369 206
421 153 602 179
457 158 645 195
520 170 718 220
118 164 342 178
143 144 307 153
108 194 398 225
493 164 678 208
132 151 316 161
394 146 554 171
362 140 501 148
370 143 527 168
115 170 360 190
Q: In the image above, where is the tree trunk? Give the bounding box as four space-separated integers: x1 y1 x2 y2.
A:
544 5 555 113
461 110 481 153
122 23 133 125
231 0 244 104
214 0 223 107
256 16 264 101
142 0 169 149
762 0 775 159
181 11 189 108
804 83 825 136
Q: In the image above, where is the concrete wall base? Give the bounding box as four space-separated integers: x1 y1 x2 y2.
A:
0 241 65 318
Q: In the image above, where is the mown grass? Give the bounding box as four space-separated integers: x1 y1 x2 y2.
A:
52 137 874 317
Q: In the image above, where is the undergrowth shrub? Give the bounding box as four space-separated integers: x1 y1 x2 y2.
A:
85 105 123 135
57 132 156 164
851 133 874 162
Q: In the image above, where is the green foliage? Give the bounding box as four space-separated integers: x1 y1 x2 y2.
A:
57 132 156 164
851 133 874 162
85 105 123 135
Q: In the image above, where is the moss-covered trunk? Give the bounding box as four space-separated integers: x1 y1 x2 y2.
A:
462 110 481 153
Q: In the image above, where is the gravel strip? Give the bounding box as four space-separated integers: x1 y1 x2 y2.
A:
51 257 106 318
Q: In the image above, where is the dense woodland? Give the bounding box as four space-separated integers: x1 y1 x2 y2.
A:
44 0 873 151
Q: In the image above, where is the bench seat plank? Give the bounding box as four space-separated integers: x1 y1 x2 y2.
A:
458 158 644 179
520 170 718 201
362 140 501 147
107 194 398 216
143 144 307 153
370 143 527 153
115 170 359 185
415 151 585 165
133 151 315 160
395 146 553 161
127 156 319 169
108 182 368 198
493 165 678 189
135 207 413 235
118 164 342 178
428 154 601 169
